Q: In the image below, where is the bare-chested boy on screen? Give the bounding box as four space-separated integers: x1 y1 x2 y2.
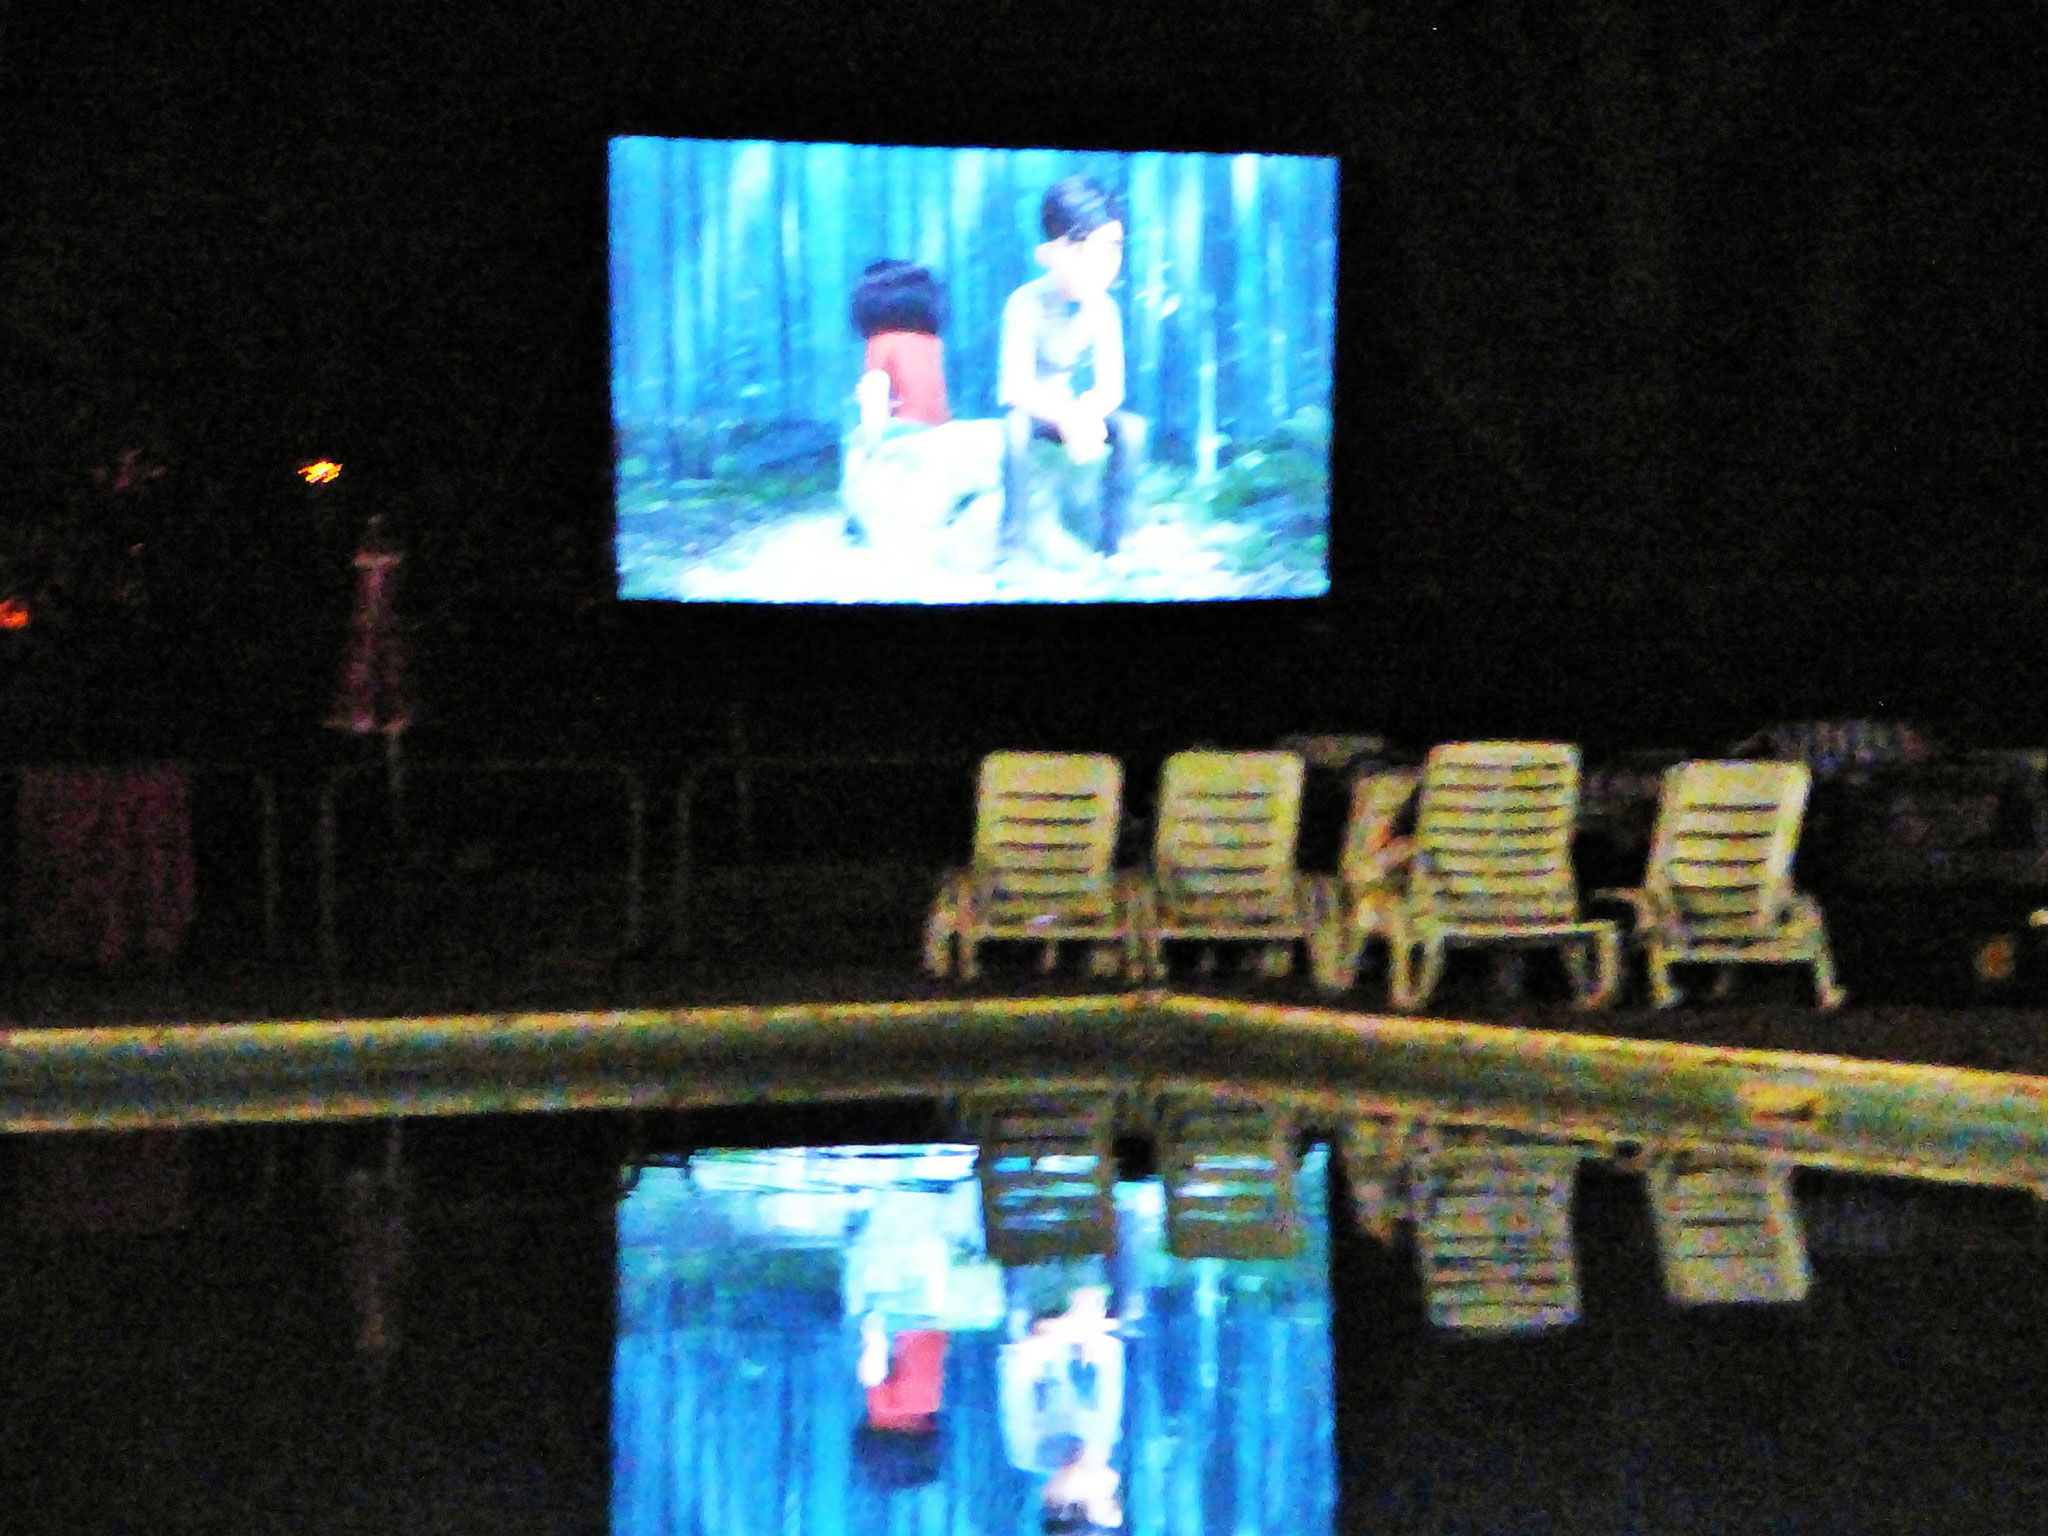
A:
998 176 1146 563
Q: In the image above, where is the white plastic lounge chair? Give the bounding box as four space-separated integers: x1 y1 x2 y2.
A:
1385 742 1619 1011
1133 751 1310 982
1600 760 1846 1009
923 752 1135 981
1307 768 1420 992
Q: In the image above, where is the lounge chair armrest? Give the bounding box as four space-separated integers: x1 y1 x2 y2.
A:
1355 836 1414 888
1589 885 1653 928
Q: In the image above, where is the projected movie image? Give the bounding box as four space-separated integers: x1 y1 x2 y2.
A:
611 139 1339 603
614 1144 1337 1536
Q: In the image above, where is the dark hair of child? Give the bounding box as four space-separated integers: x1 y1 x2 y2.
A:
1040 177 1123 243
851 259 945 338
852 1421 944 1490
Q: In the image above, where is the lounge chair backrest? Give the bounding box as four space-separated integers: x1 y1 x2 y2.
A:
972 752 1123 910
1153 751 1305 912
1412 743 1581 926
1339 769 1420 885
1646 760 1809 938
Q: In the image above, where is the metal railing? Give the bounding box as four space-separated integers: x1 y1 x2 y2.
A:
670 752 970 956
318 758 646 972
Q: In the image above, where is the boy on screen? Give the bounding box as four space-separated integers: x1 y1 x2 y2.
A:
998 176 1146 564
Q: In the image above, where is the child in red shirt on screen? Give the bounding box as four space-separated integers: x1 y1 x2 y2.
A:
852 259 952 434
842 260 1004 572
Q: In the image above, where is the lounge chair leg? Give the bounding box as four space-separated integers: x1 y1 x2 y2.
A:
1593 929 1620 1007
1786 896 1847 1010
924 873 971 980
1410 942 1446 1011
1310 919 1367 993
1812 947 1847 1011
1308 924 1340 992
1344 926 1371 988
921 913 952 978
1392 940 1441 1011
1647 946 1681 1009
1389 941 1415 1010
1567 932 1620 1009
1306 879 1342 992
959 937 981 983
1562 942 1590 1001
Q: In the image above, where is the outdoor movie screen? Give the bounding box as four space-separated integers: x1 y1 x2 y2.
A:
611 138 1339 603
613 1143 1337 1536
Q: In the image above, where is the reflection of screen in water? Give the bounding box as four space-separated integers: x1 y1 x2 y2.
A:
611 138 1338 604
613 1143 1336 1536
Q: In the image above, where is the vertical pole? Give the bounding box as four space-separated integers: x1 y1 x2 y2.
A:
258 773 281 961
671 770 696 957
2 767 17 974
623 766 646 955
319 770 342 975
384 730 408 848
385 732 408 967
729 702 754 866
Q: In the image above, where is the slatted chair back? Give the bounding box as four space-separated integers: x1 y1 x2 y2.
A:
1152 751 1305 922
1412 743 1582 929
1645 761 1809 942
1414 1144 1584 1333
971 752 1123 922
1338 768 1420 887
1157 1096 1300 1261
972 1093 1120 1264
1648 1153 1811 1306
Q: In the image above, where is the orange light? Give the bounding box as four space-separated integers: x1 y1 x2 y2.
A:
299 460 343 485
0 598 30 632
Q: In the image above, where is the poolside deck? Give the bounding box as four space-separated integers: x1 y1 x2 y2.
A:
5 953 2046 1193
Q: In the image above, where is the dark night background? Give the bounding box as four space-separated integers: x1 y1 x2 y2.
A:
4 8 2048 1529
5 0 2044 760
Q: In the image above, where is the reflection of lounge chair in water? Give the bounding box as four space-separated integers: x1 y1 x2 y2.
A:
999 1286 1126 1474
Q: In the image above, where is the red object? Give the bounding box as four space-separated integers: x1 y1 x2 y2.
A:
15 766 196 967
328 536 411 736
863 332 952 426
866 1328 948 1430
0 597 29 631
